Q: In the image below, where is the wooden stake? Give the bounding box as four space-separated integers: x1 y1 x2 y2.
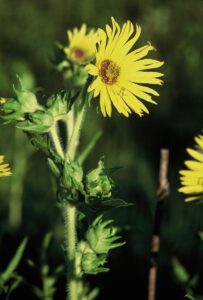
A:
148 149 170 300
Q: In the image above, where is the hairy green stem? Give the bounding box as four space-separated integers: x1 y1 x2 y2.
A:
64 99 88 300
64 203 77 300
66 108 75 147
50 124 64 159
66 102 87 161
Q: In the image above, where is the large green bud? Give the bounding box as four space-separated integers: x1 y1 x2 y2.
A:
62 161 84 193
76 216 125 276
46 91 71 121
85 158 113 198
17 110 54 133
76 241 108 276
86 215 125 254
0 76 41 123
0 91 40 123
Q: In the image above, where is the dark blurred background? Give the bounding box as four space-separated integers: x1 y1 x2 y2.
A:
0 0 203 299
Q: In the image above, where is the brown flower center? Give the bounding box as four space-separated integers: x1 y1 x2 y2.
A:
71 48 85 60
99 60 120 85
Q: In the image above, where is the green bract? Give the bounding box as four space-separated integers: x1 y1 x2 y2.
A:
0 91 40 123
86 215 125 254
62 161 84 192
46 91 71 121
86 159 112 198
76 241 108 275
76 216 125 276
17 110 54 133
0 77 41 123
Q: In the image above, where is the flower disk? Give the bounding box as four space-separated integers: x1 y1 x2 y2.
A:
0 155 11 177
179 134 203 202
64 24 98 64
86 17 164 117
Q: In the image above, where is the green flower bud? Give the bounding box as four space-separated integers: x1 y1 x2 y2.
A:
20 91 40 113
86 215 125 254
81 252 107 275
86 159 112 198
0 98 24 122
76 241 108 275
46 91 71 121
17 110 54 133
62 161 84 192
0 86 40 123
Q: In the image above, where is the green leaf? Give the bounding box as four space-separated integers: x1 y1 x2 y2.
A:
199 231 203 241
78 130 102 164
87 287 100 300
27 259 36 269
42 232 53 253
86 197 132 211
185 293 196 300
172 258 190 285
47 158 60 177
1 238 27 283
5 276 23 300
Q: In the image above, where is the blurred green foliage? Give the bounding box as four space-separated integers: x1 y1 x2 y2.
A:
0 0 203 298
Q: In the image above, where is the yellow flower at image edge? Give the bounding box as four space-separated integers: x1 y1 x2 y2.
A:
179 134 203 202
86 17 164 117
64 24 98 64
0 155 11 177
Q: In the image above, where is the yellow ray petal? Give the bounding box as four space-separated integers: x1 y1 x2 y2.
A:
187 148 203 163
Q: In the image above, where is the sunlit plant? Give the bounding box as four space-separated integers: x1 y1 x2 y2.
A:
0 17 163 300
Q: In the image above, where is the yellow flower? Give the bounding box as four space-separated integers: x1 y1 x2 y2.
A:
179 134 203 202
64 24 98 64
0 155 11 177
86 17 164 117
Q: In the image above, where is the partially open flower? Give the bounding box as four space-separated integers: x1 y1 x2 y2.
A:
64 24 98 64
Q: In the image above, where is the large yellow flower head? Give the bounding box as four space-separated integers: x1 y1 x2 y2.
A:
64 24 98 64
179 134 203 202
0 155 11 177
86 17 164 117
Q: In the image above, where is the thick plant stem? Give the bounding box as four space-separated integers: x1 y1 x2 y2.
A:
64 203 77 300
66 108 75 147
66 102 87 161
50 124 64 159
64 99 88 300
